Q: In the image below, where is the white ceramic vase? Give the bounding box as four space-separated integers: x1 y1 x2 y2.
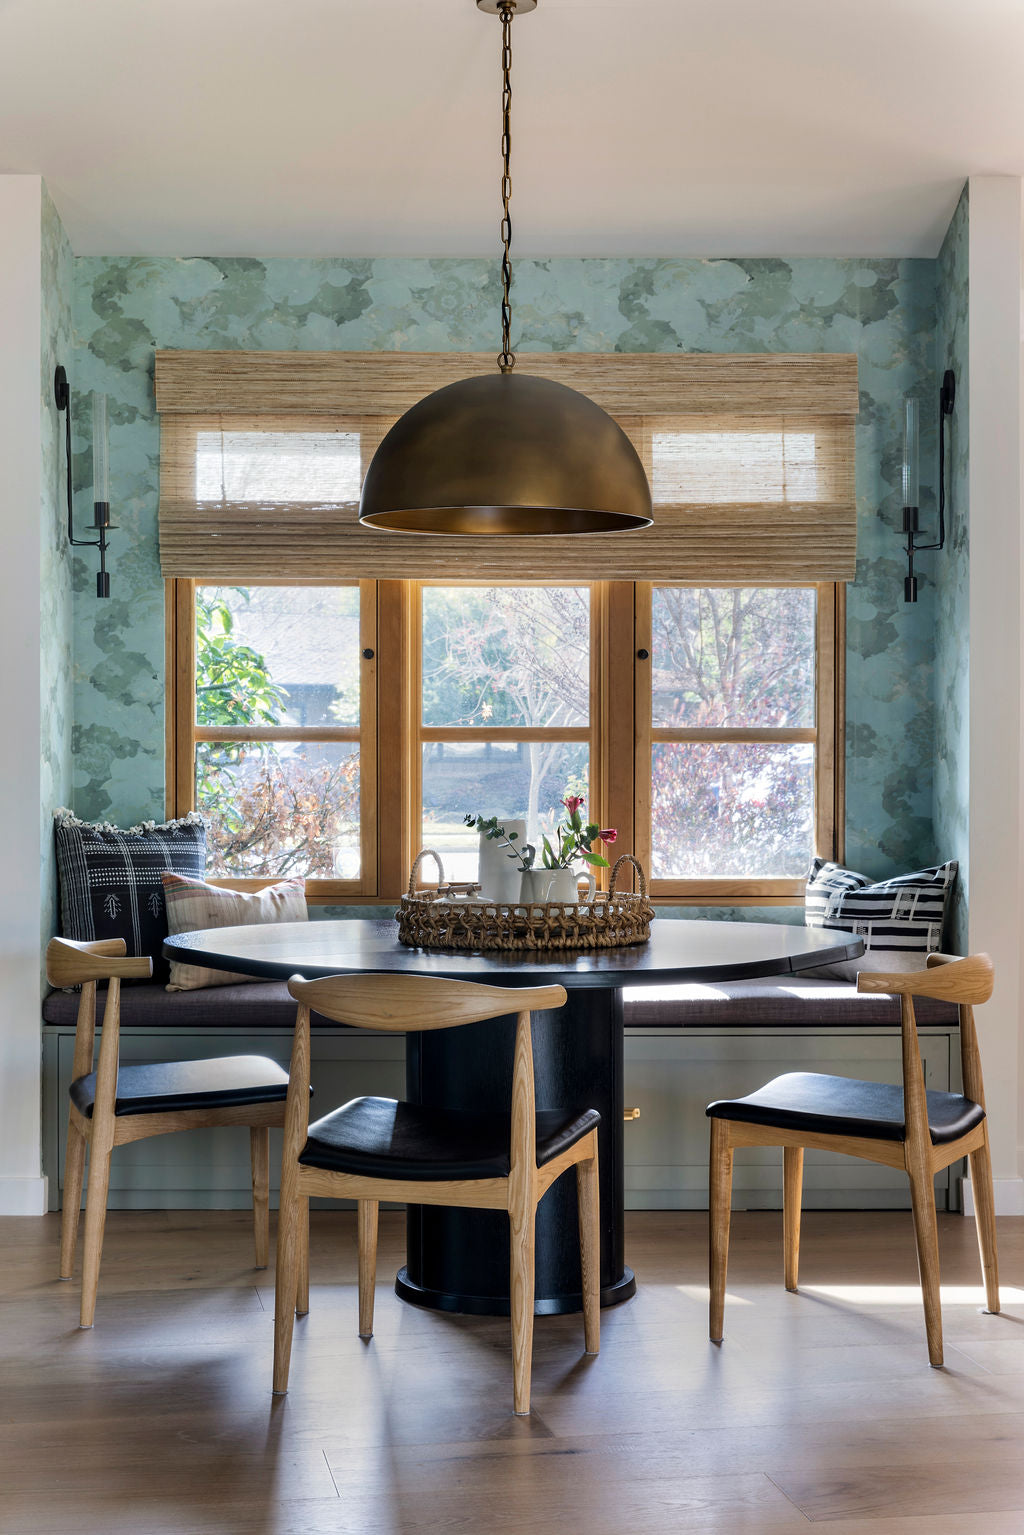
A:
547 867 596 904
477 819 527 903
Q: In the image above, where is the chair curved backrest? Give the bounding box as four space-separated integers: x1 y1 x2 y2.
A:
46 936 153 989
857 952 994 1125
287 972 566 1031
856 952 993 1006
46 938 154 1116
283 973 568 1185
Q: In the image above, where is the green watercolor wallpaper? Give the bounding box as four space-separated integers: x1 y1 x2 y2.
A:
69 251 944 887
933 187 969 951
39 183 74 958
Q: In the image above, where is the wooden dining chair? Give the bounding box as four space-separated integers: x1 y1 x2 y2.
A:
273 972 601 1415
49 936 295 1327
706 952 998 1367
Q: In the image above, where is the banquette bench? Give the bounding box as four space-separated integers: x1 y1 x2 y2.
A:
41 976 962 1214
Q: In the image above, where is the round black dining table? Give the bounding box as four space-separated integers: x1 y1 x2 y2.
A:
164 917 861 1317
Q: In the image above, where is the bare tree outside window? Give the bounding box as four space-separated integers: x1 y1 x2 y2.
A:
420 587 589 877
651 587 817 877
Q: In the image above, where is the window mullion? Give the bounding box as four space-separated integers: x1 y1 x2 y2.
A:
359 578 378 896
376 579 417 899
632 583 653 886
170 579 196 819
594 582 638 890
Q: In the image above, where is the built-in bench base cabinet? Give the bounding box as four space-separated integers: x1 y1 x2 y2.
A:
42 1029 406 1213
624 1028 957 1211
42 1025 960 1213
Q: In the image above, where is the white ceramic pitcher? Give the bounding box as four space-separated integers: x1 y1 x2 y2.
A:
547 867 596 904
518 868 552 903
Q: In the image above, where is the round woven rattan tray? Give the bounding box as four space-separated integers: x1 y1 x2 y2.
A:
396 850 654 951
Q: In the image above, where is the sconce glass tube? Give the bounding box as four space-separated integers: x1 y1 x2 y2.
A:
54 365 115 598
92 393 109 507
901 396 919 532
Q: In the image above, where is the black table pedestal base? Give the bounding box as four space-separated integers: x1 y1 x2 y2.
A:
394 1263 636 1317
401 986 632 1317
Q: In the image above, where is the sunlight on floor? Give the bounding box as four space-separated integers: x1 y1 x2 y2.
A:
802 1284 1024 1306
676 1286 753 1304
675 1283 1024 1306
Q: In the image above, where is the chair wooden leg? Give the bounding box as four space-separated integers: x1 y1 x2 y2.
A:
509 1203 536 1416
783 1145 804 1293
79 1132 113 1328
59 1119 87 1280
357 1198 379 1339
273 1172 302 1394
969 1134 1000 1314
249 1127 270 1270
907 1162 944 1366
576 1141 600 1355
296 1197 310 1317
709 1117 734 1343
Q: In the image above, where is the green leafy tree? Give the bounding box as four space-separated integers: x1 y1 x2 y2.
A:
195 588 359 877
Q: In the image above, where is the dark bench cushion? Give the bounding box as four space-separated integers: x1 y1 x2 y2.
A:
299 1097 600 1181
43 977 960 1033
622 977 959 1028
43 981 309 1029
707 1071 984 1145
70 1055 289 1118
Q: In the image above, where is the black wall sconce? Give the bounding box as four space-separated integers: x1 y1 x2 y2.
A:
900 369 955 603
54 365 114 598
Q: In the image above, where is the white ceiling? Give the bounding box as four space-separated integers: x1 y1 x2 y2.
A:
1 0 1022 258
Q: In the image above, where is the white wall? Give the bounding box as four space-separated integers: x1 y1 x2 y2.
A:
0 175 47 1214
967 174 1024 1212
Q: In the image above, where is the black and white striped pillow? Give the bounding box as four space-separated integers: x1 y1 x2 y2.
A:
804 857 958 981
53 810 207 982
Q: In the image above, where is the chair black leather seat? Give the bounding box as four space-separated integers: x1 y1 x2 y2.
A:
70 1055 289 1119
706 1071 985 1146
298 1096 602 1181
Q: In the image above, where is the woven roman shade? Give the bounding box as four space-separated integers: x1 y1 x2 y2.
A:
155 352 858 583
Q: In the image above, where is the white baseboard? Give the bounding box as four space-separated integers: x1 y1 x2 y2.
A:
960 1174 1024 1217
0 1175 48 1216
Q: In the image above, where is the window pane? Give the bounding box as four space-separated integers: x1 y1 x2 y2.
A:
651 587 816 728
421 740 589 882
651 742 814 878
198 741 360 879
422 587 589 728
652 428 819 503
195 430 361 503
196 586 360 728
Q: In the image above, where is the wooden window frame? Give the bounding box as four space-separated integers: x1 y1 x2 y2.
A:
167 578 843 907
633 581 844 905
167 578 381 904
410 581 620 893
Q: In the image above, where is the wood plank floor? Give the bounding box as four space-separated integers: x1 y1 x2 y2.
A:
2 1209 1023 1534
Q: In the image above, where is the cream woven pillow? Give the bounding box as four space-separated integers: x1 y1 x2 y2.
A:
162 872 307 991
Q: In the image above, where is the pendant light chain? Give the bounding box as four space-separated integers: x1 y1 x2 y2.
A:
498 2 516 372
357 0 653 535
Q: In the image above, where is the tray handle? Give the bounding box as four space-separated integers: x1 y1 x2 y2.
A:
408 848 445 897
608 853 648 899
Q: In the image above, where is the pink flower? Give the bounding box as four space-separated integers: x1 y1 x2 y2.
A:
561 795 585 816
598 828 618 844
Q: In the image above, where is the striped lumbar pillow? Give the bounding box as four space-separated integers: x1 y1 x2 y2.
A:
804 857 958 981
162 872 307 991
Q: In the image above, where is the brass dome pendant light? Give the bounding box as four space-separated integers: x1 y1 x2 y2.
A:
358 0 653 535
